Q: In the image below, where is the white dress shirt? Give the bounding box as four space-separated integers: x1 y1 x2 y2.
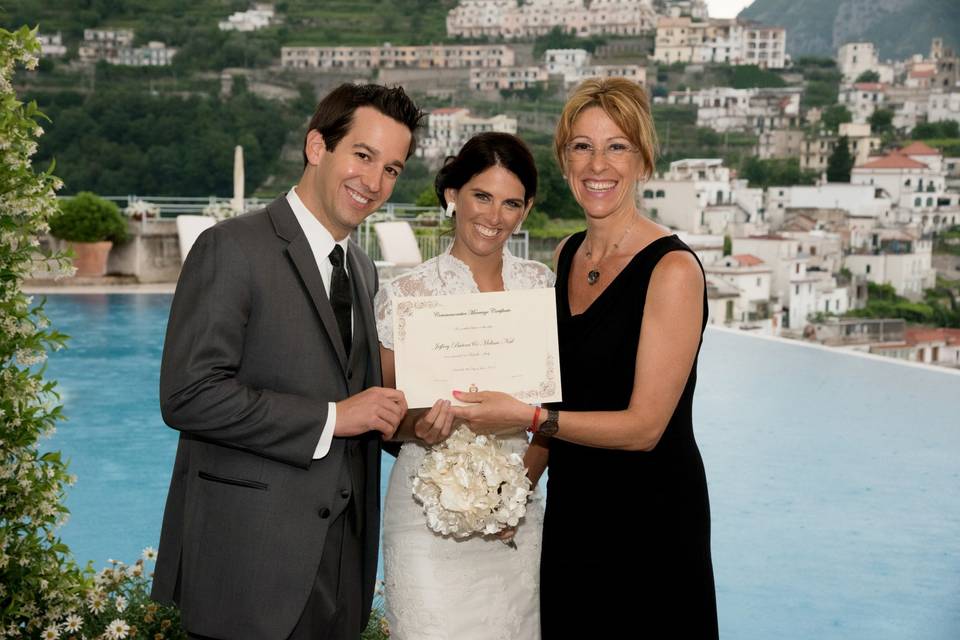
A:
286 187 352 460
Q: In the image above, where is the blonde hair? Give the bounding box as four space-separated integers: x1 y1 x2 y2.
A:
554 77 658 180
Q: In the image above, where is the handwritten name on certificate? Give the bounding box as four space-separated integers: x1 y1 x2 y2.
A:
392 289 562 409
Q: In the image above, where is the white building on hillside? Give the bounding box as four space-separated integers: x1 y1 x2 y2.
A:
787 262 852 330
780 229 844 273
543 48 646 88
38 33 67 58
669 87 801 133
544 49 590 74
732 234 807 303
447 0 657 40
839 82 886 124
653 16 787 68
675 233 725 265
418 108 518 162
844 235 936 298
837 42 894 84
281 44 515 70
219 4 275 31
763 183 891 229
928 91 960 124
79 28 134 63
470 66 548 91
851 143 960 233
643 159 741 234
704 254 773 323
115 41 177 66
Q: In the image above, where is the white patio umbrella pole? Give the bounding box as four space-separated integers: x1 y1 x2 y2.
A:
232 145 245 213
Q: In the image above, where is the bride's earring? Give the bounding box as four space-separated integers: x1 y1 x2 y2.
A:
444 201 456 218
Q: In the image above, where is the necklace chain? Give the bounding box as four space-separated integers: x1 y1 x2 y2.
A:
583 217 637 285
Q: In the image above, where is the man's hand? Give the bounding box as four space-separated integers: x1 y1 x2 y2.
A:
414 399 456 445
335 387 407 439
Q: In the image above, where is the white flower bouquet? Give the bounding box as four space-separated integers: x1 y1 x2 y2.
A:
412 426 532 538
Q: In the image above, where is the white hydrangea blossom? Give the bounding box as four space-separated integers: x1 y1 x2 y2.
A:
412 426 532 538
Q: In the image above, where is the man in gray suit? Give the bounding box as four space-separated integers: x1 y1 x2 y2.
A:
152 84 423 639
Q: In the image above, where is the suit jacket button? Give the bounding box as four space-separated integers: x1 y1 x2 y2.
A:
340 489 350 499
318 507 331 519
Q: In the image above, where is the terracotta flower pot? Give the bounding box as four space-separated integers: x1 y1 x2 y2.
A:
69 240 113 277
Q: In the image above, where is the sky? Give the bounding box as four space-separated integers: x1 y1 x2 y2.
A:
704 0 755 19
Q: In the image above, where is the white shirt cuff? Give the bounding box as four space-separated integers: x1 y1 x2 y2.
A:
313 402 337 459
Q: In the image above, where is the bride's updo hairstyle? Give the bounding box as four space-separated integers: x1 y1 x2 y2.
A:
434 132 538 213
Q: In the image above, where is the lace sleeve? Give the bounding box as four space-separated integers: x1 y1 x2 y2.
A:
374 283 396 351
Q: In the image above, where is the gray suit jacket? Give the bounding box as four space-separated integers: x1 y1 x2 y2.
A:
151 196 382 639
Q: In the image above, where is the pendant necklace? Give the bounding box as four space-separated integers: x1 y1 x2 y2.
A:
584 216 637 286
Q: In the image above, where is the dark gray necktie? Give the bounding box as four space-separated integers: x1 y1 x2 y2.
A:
328 245 352 356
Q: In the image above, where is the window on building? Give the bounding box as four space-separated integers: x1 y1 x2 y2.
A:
643 189 653 198
927 197 934 207
866 264 871 274
655 190 665 198
915 197 922 207
795 285 799 295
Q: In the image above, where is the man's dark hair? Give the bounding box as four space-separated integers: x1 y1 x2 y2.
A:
302 83 424 166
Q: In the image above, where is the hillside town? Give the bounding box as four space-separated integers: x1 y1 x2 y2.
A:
24 0 960 368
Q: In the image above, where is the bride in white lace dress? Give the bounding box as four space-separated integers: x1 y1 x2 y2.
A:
374 133 554 639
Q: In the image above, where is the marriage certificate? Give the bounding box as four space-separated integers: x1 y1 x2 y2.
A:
392 289 562 409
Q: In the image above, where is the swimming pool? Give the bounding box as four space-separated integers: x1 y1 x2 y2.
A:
43 294 959 639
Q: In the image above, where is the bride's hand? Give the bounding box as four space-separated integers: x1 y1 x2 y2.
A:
414 399 456 445
450 390 531 435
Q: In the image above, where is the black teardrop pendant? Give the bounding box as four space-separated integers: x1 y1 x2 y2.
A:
587 269 600 285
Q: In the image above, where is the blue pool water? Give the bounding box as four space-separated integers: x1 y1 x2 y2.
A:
42 294 959 639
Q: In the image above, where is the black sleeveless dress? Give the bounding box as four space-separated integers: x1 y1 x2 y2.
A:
540 232 718 638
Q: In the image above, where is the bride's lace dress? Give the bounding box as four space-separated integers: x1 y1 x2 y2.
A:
374 246 555 639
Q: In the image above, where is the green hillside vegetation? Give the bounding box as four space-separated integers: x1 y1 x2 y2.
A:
846 281 960 328
1 0 457 52
32 83 308 196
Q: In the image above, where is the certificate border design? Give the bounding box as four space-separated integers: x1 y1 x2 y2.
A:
395 298 441 343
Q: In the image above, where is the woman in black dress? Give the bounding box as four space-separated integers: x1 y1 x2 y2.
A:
453 78 718 638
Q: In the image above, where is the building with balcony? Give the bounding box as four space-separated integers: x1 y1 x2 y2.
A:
281 43 515 70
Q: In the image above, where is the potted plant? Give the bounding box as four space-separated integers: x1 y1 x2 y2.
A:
49 191 128 277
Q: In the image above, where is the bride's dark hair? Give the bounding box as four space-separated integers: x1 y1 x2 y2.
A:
434 132 538 210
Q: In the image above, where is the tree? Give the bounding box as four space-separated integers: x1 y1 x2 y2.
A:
821 104 852 132
855 70 880 83
912 121 960 139
826 136 854 183
868 109 894 135
414 185 439 208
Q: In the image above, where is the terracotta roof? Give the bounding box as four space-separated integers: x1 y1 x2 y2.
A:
853 82 885 91
910 68 935 78
732 254 764 266
857 153 929 170
905 327 960 345
899 141 940 156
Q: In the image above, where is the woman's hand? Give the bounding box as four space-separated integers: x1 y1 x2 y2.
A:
450 390 532 435
414 399 456 445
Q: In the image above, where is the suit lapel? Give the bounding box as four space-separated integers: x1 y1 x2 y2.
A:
268 197 349 372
